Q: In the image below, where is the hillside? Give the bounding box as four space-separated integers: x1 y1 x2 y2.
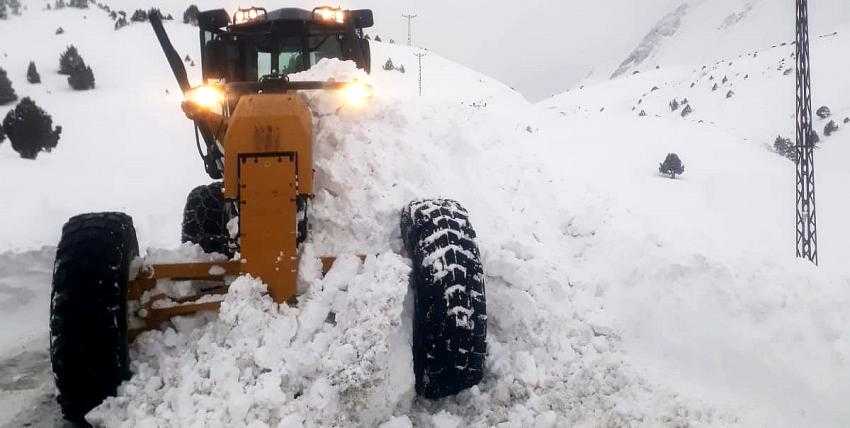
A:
1 2 850 427
610 0 850 78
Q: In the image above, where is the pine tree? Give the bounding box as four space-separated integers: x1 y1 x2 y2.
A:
0 67 17 105
824 120 838 137
130 9 147 22
0 2 7 19
383 58 394 71
183 4 199 25
27 61 40 84
114 16 127 30
55 26 65 34
669 99 680 111
374 35 382 42
68 64 95 90
397 64 406 73
658 153 685 179
8 0 21 15
0 119 5 145
59 45 84 75
2 97 62 159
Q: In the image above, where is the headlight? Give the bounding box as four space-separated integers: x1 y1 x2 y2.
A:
185 85 224 111
314 7 345 24
233 7 267 25
341 81 372 108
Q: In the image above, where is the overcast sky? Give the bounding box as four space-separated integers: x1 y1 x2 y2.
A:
214 0 681 101
352 0 682 101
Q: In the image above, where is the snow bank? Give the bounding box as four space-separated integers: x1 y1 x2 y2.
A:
89 254 413 427
88 60 719 426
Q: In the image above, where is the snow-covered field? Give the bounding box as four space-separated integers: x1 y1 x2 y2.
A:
2 2 850 427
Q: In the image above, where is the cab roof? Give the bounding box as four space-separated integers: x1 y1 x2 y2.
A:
197 7 374 32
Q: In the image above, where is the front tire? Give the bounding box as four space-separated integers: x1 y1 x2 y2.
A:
50 212 139 423
401 199 487 399
181 182 232 256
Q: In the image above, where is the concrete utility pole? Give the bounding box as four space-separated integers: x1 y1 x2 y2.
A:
794 0 818 265
402 12 417 46
414 49 427 96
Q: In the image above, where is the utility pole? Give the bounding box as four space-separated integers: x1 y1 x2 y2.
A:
795 0 818 265
414 49 427 96
402 12 417 46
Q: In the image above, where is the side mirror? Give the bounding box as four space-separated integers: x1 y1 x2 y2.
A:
356 39 371 73
350 9 373 28
198 9 230 30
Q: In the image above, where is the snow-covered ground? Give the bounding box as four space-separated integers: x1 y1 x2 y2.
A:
2 2 850 427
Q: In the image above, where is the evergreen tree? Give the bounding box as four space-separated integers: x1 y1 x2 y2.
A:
824 120 838 137
8 0 21 15
383 58 394 71
183 4 199 25
669 98 680 111
0 119 5 145
114 16 127 30
55 26 64 34
27 61 40 84
681 104 693 117
54 0 65 9
0 67 17 105
658 153 685 179
68 0 87 9
374 35 382 42
397 64 406 73
773 135 797 162
2 97 62 159
0 2 7 19
68 64 94 90
59 45 84 75
130 9 147 22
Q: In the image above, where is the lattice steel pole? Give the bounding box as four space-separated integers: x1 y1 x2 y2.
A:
415 50 427 96
403 13 417 46
795 0 818 264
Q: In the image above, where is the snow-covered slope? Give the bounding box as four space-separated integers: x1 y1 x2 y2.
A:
2 2 850 428
611 0 850 78
540 14 850 428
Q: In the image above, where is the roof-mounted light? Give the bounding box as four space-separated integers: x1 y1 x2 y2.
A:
313 6 346 24
233 7 267 25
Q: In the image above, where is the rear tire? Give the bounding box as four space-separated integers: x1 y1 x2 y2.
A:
50 212 139 423
401 199 487 399
181 182 232 256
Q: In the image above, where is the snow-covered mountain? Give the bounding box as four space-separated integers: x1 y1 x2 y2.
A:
2 2 850 427
610 0 850 78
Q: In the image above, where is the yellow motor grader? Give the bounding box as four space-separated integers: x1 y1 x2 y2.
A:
49 6 487 423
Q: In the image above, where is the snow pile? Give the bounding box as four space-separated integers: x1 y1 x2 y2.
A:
87 60 721 426
90 254 412 427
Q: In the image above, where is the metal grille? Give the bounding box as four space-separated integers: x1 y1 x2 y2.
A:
795 0 818 264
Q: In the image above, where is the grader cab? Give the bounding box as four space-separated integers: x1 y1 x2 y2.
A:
49 6 487 424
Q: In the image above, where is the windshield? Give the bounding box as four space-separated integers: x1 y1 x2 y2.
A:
256 35 343 79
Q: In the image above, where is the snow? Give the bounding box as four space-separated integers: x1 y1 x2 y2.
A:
1 2 850 427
